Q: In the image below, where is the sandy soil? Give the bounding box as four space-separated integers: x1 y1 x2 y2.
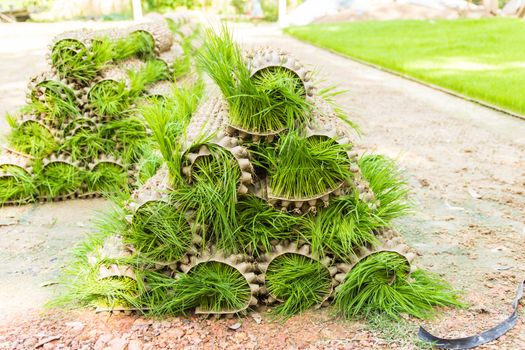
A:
0 22 524 349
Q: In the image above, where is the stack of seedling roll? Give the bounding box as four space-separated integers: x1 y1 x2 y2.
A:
59 27 462 321
0 16 201 205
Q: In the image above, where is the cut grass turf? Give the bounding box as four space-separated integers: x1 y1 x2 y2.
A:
286 18 525 116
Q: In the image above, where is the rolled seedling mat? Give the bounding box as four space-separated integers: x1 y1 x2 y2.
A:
266 180 348 214
263 137 357 214
144 80 174 99
184 96 226 142
124 171 189 271
84 235 140 314
0 152 35 205
126 166 171 218
332 235 417 288
48 21 173 85
126 21 174 54
244 47 317 99
38 153 85 201
224 50 317 140
303 104 379 209
156 42 184 73
26 71 84 125
257 240 336 307
266 167 377 213
61 117 100 139
126 201 196 272
181 142 253 195
83 155 133 196
50 20 173 58
305 96 353 143
91 236 136 281
225 94 347 143
15 115 64 144
178 249 262 315
82 58 146 118
182 97 255 195
5 115 62 160
61 122 101 161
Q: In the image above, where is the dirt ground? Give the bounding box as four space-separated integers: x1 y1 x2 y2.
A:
0 22 524 349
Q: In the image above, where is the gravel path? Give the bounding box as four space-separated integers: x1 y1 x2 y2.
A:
0 22 524 349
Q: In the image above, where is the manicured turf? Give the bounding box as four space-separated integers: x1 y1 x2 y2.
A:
285 18 525 116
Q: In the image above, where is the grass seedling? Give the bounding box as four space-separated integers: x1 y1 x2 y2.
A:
140 83 203 185
86 163 128 194
236 195 301 255
0 166 36 205
51 201 142 309
6 116 58 158
94 195 132 235
36 162 85 198
26 80 80 125
134 145 163 185
125 201 192 263
128 59 170 96
60 129 109 163
258 132 353 198
52 246 139 309
54 267 139 310
335 252 463 320
113 31 156 61
171 145 240 252
89 60 169 119
51 38 113 84
88 80 131 118
99 116 148 163
144 261 251 315
300 192 380 261
300 155 411 260
266 253 332 318
359 154 411 222
197 26 311 133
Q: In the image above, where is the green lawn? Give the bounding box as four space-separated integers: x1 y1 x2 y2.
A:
285 19 525 116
